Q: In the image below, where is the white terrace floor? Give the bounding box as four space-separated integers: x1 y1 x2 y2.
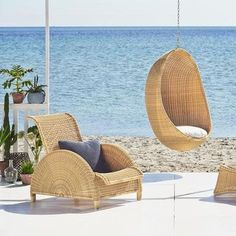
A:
1 173 236 236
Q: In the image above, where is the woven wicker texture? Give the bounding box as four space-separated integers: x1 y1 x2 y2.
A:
10 152 30 180
29 113 82 154
145 48 211 151
95 167 143 185
214 166 236 195
100 144 136 171
28 113 143 209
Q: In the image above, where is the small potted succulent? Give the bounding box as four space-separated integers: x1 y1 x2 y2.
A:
27 75 47 104
0 65 33 103
20 161 34 185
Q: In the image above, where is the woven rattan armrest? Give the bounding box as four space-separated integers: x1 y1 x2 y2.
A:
100 144 136 171
31 150 96 197
95 167 143 185
46 149 95 174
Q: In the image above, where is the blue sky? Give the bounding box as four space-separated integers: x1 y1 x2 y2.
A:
0 0 236 26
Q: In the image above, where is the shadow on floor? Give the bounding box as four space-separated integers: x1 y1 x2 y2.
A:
143 173 182 183
0 197 135 215
4 184 26 188
200 193 236 206
0 181 25 188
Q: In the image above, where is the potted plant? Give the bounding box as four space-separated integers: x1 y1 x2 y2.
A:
0 127 10 175
26 75 47 104
0 93 17 175
3 93 17 158
20 161 34 185
0 127 10 156
23 126 43 164
0 65 33 103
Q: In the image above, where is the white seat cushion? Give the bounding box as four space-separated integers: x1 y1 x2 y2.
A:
176 126 207 138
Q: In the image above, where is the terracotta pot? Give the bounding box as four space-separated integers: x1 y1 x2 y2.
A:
0 160 8 177
11 92 25 104
20 174 32 185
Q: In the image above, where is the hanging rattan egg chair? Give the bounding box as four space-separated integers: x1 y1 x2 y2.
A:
145 48 211 151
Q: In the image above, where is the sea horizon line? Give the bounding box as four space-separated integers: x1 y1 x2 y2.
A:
0 25 236 28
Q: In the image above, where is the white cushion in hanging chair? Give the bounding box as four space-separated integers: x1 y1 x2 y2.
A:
176 126 207 139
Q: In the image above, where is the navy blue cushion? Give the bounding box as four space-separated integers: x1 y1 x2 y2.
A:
58 140 101 170
94 152 111 173
59 140 111 172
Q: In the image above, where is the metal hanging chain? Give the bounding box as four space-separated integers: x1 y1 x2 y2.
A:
176 0 181 48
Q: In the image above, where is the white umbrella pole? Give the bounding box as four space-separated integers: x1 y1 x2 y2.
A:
45 0 50 113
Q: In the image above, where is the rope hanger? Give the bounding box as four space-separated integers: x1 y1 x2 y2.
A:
176 0 181 48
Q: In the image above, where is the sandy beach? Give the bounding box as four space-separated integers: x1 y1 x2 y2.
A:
21 136 236 173
84 136 236 172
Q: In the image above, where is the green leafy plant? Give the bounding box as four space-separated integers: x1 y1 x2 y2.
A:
0 127 10 147
20 161 34 175
24 126 43 163
0 65 33 93
3 93 17 157
27 75 47 94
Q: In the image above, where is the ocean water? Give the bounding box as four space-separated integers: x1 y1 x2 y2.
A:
0 27 235 137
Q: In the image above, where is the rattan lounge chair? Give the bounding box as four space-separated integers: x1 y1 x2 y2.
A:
214 166 236 195
28 113 143 209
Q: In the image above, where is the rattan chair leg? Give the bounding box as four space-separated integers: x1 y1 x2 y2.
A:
137 190 142 201
94 200 100 210
137 179 142 201
31 193 36 202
